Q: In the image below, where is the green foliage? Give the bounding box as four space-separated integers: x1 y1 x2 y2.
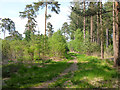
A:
5 32 23 41
68 29 100 54
33 0 60 14
2 33 58 62
8 40 24 61
105 45 113 56
2 40 11 59
69 2 84 40
24 34 48 60
0 18 15 38
83 41 100 55
61 22 70 40
19 4 37 41
49 30 69 58
64 53 74 60
47 22 54 37
24 30 31 41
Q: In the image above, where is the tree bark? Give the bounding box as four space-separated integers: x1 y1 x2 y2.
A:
97 11 100 44
45 1 47 36
83 0 86 40
113 1 117 66
113 1 116 58
100 1 104 59
90 16 93 42
4 30 6 39
106 28 109 48
43 1 48 57
87 17 90 39
113 1 120 66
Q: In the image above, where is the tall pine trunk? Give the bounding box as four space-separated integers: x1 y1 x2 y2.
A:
83 0 86 40
43 0 48 57
113 1 116 59
113 1 120 66
100 1 104 59
97 2 100 45
97 12 99 43
45 1 47 36
106 28 109 48
87 17 90 39
90 16 93 42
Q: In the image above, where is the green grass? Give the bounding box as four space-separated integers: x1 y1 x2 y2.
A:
64 52 75 60
3 60 72 88
48 72 72 88
47 53 119 88
71 54 119 88
3 53 119 88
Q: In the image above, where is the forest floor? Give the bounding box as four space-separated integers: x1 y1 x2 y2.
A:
2 52 120 88
33 56 78 88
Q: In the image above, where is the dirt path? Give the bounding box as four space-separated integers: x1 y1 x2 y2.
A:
33 57 78 88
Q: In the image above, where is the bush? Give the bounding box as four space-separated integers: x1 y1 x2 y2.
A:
2 40 11 59
9 40 24 61
68 29 100 55
49 30 69 58
2 31 69 63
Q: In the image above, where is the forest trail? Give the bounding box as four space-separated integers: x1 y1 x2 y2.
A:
33 57 78 88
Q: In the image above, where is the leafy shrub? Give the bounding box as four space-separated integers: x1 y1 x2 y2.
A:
68 29 100 55
2 40 11 59
49 30 69 58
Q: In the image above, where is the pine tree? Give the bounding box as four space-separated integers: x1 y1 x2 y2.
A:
0 18 15 39
47 22 54 37
33 0 60 36
19 4 37 41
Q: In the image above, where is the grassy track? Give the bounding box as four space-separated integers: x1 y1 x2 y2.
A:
2 60 72 88
48 53 119 88
2 53 119 88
